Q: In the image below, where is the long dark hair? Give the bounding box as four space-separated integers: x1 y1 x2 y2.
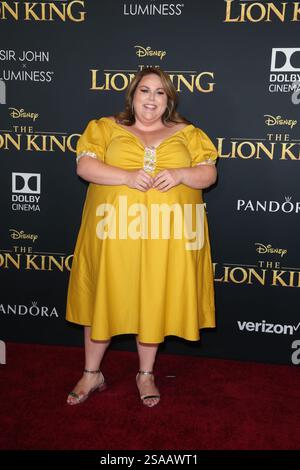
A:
115 67 190 126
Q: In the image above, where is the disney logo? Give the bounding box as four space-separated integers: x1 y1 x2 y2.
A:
134 45 166 61
264 114 297 129
255 243 287 258
9 108 39 122
9 229 38 243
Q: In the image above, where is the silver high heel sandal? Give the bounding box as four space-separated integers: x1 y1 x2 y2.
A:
136 370 160 407
67 368 107 405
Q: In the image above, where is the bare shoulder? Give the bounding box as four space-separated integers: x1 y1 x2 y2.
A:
167 122 190 131
178 122 190 130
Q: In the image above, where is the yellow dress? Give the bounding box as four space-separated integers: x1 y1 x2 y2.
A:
66 117 218 343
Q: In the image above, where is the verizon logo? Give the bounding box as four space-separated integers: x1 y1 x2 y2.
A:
237 320 300 336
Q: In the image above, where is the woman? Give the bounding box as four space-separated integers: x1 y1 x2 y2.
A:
66 67 218 407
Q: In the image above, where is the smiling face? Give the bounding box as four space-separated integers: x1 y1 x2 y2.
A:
132 73 168 125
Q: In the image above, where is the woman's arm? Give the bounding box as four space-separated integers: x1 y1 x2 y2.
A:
153 165 217 192
77 155 128 185
179 164 217 189
76 156 153 191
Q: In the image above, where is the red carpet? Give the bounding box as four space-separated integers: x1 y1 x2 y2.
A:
0 342 299 450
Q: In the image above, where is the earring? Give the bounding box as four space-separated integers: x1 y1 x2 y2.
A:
131 103 135 115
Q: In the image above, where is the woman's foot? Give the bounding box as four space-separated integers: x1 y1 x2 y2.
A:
67 369 106 405
136 371 160 407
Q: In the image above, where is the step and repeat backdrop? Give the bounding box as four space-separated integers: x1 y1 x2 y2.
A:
0 0 299 365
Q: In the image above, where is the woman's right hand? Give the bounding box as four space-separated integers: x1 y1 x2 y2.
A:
125 169 154 192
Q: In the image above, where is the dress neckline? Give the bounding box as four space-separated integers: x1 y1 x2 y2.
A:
102 117 193 150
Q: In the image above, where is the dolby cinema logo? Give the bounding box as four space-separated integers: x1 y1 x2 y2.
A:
269 48 300 95
11 172 41 212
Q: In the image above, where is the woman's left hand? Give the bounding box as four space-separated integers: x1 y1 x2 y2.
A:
152 169 183 192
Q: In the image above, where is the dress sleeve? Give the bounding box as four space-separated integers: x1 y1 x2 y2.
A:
76 118 109 164
187 127 218 167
